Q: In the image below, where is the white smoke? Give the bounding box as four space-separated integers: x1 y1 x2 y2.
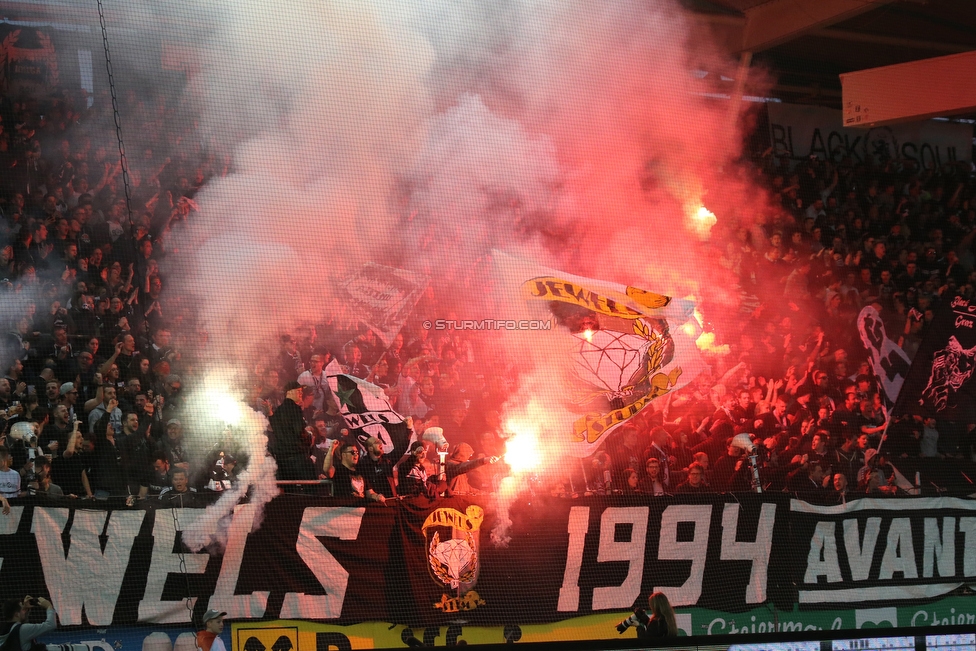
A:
177 371 279 552
99 0 772 536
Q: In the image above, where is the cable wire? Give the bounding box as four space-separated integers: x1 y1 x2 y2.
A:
171 500 196 620
95 0 135 236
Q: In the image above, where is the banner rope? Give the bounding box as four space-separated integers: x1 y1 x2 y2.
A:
171 502 195 620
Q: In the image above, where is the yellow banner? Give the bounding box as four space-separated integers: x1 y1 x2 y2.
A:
232 613 638 650
422 505 484 533
522 277 671 319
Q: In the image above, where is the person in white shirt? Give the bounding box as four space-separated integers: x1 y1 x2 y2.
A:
297 354 333 413
0 449 22 500
196 609 228 651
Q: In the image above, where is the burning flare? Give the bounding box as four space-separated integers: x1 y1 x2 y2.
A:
214 391 245 427
682 306 704 338
679 306 727 354
503 421 542 474
695 331 729 355
687 204 717 239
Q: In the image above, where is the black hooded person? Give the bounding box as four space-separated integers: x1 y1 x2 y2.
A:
269 381 314 482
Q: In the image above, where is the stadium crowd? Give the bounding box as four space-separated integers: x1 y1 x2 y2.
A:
2 80 976 509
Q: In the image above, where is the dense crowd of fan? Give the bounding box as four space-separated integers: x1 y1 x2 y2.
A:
1 81 976 511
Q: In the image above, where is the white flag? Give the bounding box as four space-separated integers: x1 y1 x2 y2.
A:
496 251 706 457
341 263 427 347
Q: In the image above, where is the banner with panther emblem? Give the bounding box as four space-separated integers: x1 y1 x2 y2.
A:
892 294 976 421
395 496 488 621
423 504 485 613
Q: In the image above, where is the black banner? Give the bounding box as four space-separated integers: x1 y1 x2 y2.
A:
893 294 976 421
1 494 975 631
481 494 794 620
0 25 61 91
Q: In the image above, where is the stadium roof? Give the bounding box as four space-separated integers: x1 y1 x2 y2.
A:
684 0 976 118
5 0 976 121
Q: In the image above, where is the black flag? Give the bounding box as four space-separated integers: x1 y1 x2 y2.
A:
892 294 976 421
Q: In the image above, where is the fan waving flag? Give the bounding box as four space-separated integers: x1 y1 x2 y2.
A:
341 263 428 347
496 251 706 457
857 306 911 404
892 294 976 421
325 359 412 459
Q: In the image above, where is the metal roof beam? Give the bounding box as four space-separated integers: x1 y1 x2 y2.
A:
693 13 974 54
840 49 976 126
740 0 894 52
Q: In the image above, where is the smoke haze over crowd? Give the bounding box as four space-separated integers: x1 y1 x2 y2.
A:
8 0 976 608
98 0 777 506
106 0 770 340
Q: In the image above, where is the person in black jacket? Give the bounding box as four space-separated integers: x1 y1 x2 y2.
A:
785 459 830 497
268 381 313 485
616 591 677 638
356 436 395 498
1 596 58 651
395 441 448 498
158 467 198 506
395 441 431 497
642 592 678 638
90 411 128 500
323 442 371 500
674 461 708 493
